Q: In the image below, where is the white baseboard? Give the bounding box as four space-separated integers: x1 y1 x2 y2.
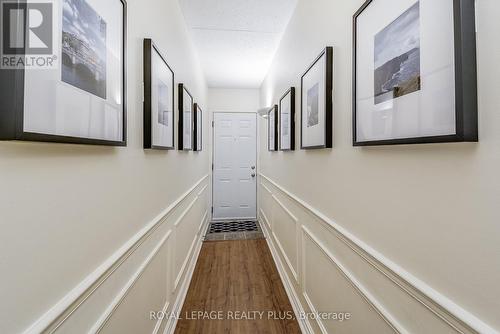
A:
91 230 173 333
163 215 210 334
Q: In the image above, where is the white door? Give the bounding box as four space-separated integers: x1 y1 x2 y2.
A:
213 113 257 220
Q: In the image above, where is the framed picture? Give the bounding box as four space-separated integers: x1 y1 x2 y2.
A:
193 103 203 152
279 87 295 151
301 47 333 149
268 105 278 152
353 0 478 146
143 39 174 150
0 0 127 146
178 83 193 151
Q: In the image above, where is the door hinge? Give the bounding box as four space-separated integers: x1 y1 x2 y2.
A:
211 207 214 213
212 163 214 170
212 121 214 128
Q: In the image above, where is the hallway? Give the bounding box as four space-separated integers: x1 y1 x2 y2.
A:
1 0 499 333
175 238 300 334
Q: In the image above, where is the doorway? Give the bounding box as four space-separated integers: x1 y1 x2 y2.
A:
212 112 257 221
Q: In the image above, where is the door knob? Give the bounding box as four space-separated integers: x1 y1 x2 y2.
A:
251 166 256 170
251 173 256 178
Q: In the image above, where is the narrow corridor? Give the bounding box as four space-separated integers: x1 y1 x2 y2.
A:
1 0 498 333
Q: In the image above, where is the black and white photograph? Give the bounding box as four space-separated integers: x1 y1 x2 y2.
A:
178 83 194 151
301 47 333 149
307 83 319 127
62 0 107 99
283 114 289 135
1 0 126 145
353 0 477 146
268 105 278 152
374 2 420 105
143 38 175 150
279 87 295 151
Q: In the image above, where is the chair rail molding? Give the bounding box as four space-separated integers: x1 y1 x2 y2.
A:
163 213 210 334
258 173 498 334
22 175 209 334
260 214 314 334
301 225 403 334
91 230 173 333
271 193 299 283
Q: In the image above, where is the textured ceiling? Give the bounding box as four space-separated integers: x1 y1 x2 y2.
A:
179 0 298 88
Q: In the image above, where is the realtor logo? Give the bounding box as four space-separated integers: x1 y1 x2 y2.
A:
1 0 57 69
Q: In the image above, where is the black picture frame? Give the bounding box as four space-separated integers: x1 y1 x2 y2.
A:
178 83 194 151
279 87 296 151
268 105 278 152
300 46 333 150
353 0 478 146
143 38 175 150
193 103 202 152
0 0 128 146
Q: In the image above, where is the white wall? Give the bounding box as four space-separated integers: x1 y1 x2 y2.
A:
259 0 500 333
0 0 210 333
208 88 260 113
207 89 260 147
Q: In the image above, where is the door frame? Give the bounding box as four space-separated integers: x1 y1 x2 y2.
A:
211 112 258 221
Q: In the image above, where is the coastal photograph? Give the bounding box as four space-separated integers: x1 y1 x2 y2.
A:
374 1 420 105
62 0 107 99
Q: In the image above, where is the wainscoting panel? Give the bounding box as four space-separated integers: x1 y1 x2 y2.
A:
99 231 172 334
25 175 210 334
258 174 486 334
302 228 396 334
259 182 273 231
271 194 299 283
174 197 204 291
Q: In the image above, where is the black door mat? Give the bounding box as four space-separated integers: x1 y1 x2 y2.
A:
205 221 264 241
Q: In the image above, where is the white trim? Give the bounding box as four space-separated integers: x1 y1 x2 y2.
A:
302 292 327 334
164 219 210 334
174 205 209 291
301 226 404 334
174 235 198 292
272 231 299 283
259 208 272 230
259 174 497 334
198 210 209 233
260 218 313 334
153 299 170 334
270 193 300 282
173 198 198 228
91 231 173 333
271 194 298 222
260 182 273 195
22 175 209 334
197 184 208 197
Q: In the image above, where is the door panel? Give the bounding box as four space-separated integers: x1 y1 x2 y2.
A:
213 113 257 220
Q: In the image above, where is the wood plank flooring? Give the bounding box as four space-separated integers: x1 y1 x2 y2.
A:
175 239 301 334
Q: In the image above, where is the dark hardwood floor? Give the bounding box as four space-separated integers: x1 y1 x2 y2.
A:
175 239 301 334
